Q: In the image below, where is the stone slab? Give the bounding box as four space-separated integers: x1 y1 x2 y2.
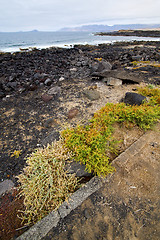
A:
0 179 14 196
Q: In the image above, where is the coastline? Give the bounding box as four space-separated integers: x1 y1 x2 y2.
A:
0 31 160 53
95 29 160 37
1 40 160 181
0 39 160 239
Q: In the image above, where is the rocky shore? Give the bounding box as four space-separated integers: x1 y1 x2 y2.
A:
0 40 160 239
0 40 160 183
96 29 160 37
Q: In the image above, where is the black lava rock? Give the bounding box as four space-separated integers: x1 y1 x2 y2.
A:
123 92 146 106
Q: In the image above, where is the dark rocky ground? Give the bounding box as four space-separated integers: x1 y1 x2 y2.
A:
0 40 160 183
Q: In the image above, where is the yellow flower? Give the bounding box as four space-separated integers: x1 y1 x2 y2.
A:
11 150 22 158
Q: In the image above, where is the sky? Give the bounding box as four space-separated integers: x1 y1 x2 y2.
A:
0 0 160 32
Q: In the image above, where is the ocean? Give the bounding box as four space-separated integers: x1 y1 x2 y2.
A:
0 31 159 53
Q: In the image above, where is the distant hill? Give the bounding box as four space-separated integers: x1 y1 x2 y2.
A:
60 24 160 32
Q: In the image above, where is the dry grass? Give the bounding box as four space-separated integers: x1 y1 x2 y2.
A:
17 139 79 224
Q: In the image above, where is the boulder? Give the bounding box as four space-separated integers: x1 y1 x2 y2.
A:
115 71 143 83
41 130 60 146
41 94 53 102
59 77 65 82
65 160 93 177
43 118 55 128
7 82 17 89
44 78 52 86
67 108 79 119
104 77 122 86
70 68 77 72
131 55 142 61
83 89 100 101
90 60 112 75
0 91 5 98
29 84 37 91
48 86 61 95
123 92 146 106
92 70 143 84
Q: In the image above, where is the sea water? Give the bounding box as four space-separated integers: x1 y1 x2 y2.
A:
0 31 159 53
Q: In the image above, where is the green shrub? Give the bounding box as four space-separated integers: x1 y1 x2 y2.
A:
62 86 160 177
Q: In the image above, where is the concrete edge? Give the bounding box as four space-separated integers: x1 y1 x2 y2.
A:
16 124 159 240
0 179 15 196
16 176 106 240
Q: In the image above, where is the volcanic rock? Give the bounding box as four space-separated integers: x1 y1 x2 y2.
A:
83 89 100 101
7 82 17 89
44 78 52 86
41 130 60 146
65 160 93 177
91 59 112 75
67 108 79 119
29 84 37 91
0 91 5 98
131 55 142 61
41 94 53 102
93 70 143 84
123 92 147 106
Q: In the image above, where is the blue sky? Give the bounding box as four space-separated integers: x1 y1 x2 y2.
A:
0 0 160 31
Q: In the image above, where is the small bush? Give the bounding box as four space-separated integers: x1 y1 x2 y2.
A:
17 140 79 224
138 85 160 106
62 86 160 177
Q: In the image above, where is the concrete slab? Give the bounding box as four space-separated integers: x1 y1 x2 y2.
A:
0 179 14 196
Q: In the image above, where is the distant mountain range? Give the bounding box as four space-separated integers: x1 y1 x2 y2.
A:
60 24 160 32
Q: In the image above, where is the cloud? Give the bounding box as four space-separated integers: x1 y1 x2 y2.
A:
0 0 160 31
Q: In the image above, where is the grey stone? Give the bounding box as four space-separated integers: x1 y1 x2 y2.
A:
35 80 40 85
41 94 53 102
92 70 143 84
18 87 26 93
43 118 54 128
59 77 65 82
48 86 61 95
33 73 41 79
44 78 52 86
66 160 93 177
70 68 77 72
83 89 100 101
84 209 91 219
58 202 71 219
41 130 60 146
114 71 142 83
131 55 142 61
91 60 112 75
0 91 5 98
67 108 79 119
76 61 82 67
7 82 17 89
104 77 122 86
0 179 14 196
